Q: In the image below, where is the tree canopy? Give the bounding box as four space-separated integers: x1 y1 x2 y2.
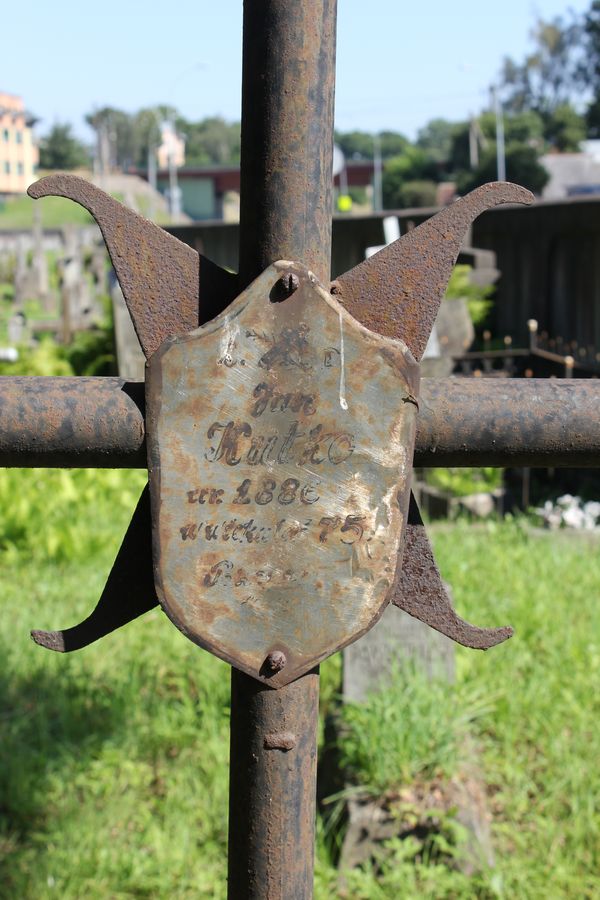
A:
38 123 89 171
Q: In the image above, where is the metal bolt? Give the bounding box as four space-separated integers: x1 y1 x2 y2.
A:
271 272 299 302
264 731 296 751
264 650 287 673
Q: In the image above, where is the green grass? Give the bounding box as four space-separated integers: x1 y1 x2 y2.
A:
0 195 93 229
0 187 172 230
0 470 599 898
336 664 492 793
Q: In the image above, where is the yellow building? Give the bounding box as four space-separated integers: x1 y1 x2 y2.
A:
0 92 38 195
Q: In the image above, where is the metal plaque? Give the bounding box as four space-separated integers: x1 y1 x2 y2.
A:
146 261 419 686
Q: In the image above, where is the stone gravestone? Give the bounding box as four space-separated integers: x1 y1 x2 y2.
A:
59 228 93 338
342 602 455 703
13 236 29 310
421 296 474 378
110 276 146 380
7 312 28 346
340 591 494 876
13 214 52 313
90 244 108 297
32 207 51 313
341 280 493 873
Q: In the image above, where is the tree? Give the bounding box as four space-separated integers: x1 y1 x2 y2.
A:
545 103 586 151
334 130 376 160
457 144 549 196
500 15 582 118
334 129 409 161
382 147 439 207
416 118 456 164
178 116 240 166
379 131 410 159
581 1 600 91
581 1 600 135
131 108 165 168
393 180 438 208
86 107 136 171
38 123 89 170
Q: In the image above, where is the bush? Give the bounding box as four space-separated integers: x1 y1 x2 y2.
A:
382 148 439 208
395 180 438 208
444 263 494 326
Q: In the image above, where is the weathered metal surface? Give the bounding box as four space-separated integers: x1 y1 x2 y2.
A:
230 2 337 891
28 175 238 355
332 182 534 361
417 377 600 467
394 495 513 648
238 0 336 287
31 485 158 651
1 377 600 468
146 261 419 687
0 376 145 467
228 667 319 899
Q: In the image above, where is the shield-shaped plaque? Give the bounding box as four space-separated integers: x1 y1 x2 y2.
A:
146 261 419 686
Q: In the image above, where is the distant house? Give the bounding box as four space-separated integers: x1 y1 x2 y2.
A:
541 142 600 200
0 92 38 196
157 121 185 170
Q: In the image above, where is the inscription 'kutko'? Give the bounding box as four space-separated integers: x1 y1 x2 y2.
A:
182 362 368 559
205 417 354 468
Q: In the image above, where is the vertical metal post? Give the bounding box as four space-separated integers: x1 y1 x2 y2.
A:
238 0 336 287
229 1 337 897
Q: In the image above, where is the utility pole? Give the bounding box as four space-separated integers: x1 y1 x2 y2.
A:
373 132 383 211
491 85 506 182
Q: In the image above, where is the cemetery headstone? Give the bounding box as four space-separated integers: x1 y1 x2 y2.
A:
13 236 28 310
32 206 51 313
110 277 146 380
7 312 28 346
343 602 455 703
60 227 93 336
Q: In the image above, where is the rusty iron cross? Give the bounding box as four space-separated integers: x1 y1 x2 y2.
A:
27 173 530 685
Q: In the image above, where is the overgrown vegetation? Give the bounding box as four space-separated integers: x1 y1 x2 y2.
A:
337 667 491 794
424 467 502 499
0 293 116 378
0 468 598 897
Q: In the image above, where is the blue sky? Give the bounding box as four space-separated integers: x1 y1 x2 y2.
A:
1 1 592 142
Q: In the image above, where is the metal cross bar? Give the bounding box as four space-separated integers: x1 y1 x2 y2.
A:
0 377 597 469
